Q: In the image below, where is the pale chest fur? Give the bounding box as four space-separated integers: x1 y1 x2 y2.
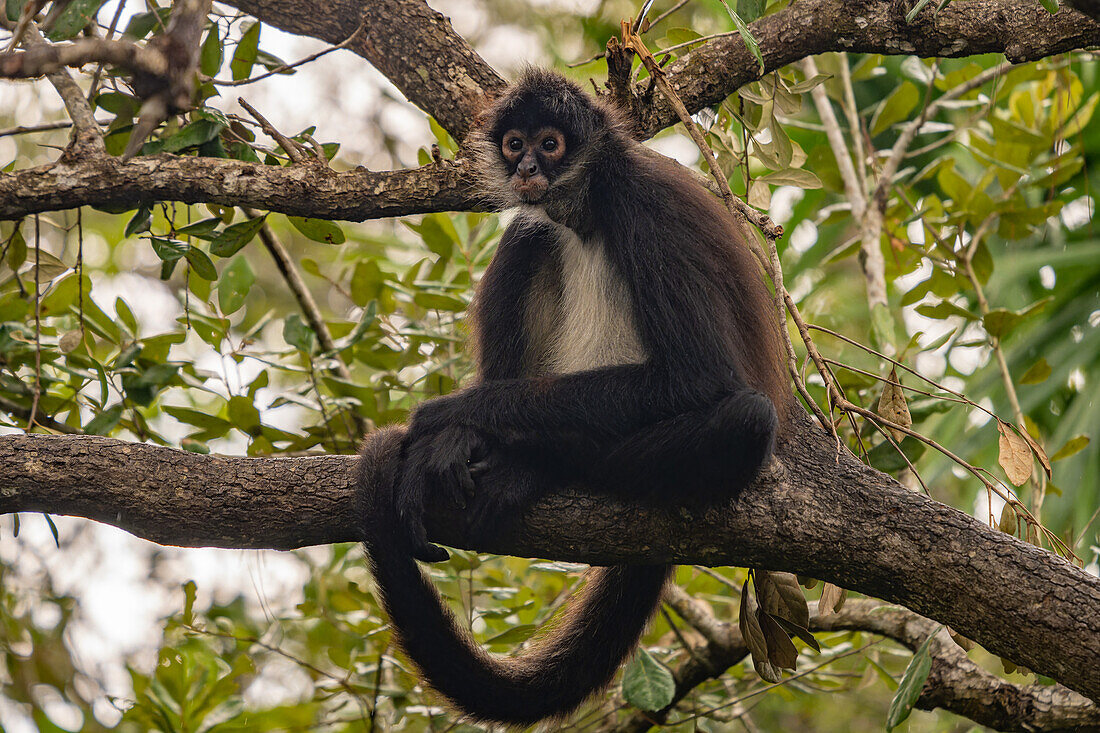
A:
524 221 646 374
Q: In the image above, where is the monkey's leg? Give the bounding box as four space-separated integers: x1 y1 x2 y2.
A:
597 387 777 498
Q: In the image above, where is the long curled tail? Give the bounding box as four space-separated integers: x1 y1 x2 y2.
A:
357 427 672 726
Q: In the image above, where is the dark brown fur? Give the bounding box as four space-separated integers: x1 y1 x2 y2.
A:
357 68 788 726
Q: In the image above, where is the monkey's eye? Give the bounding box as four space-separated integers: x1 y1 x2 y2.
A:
507 138 523 152
541 138 558 152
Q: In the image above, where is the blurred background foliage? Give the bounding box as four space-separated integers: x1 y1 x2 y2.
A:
0 0 1097 730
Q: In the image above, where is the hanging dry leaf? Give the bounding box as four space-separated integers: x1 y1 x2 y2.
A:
998 501 1018 535
877 367 911 442
1018 424 1052 479
819 582 846 615
761 571 810 628
997 420 1033 487
758 611 799 670
739 581 770 671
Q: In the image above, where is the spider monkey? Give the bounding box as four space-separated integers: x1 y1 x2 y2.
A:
357 68 789 726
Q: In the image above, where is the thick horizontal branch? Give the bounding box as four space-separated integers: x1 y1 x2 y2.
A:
3 413 1098 704
0 154 478 221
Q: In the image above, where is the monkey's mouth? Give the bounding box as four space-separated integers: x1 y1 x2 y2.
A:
513 176 549 202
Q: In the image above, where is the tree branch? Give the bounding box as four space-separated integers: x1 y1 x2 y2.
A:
2 414 1098 704
0 154 478 221
632 0 1100 138
619 598 1099 732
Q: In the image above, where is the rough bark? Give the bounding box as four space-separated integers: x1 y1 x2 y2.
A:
0 154 477 221
3 414 1098 705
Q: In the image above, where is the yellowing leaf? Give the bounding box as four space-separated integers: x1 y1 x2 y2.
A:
997 421 1032 486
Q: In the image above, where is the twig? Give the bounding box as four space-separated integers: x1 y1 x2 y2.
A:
245 207 368 440
873 61 1015 212
17 23 105 154
86 0 126 102
239 97 310 163
0 395 76 433
210 20 365 87
647 0 692 30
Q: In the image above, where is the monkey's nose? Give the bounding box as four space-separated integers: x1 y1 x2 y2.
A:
519 160 539 178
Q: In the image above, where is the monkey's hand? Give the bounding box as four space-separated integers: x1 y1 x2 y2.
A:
395 398 488 563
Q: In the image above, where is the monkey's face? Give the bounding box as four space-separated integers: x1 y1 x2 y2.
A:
499 127 567 203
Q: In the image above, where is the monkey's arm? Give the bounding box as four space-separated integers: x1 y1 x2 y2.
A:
468 218 557 380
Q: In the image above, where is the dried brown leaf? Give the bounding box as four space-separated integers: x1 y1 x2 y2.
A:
997 420 1033 487
819 583 846 615
759 611 799 670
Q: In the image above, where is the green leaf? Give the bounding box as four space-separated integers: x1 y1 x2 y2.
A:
904 0 936 23
283 313 315 353
254 49 291 72
227 394 262 435
982 309 1023 340
209 216 266 257
868 435 927 474
737 0 766 21
721 4 764 74
217 256 254 315
123 8 171 39
85 404 124 435
413 292 466 311
1051 435 1089 462
230 22 261 81
115 297 138 335
1019 358 1052 385
621 648 675 711
161 119 225 153
200 25 224 77
5 0 21 22
886 629 938 729
1039 0 1058 12
125 204 153 237
484 624 537 646
185 247 218 281
915 300 977 321
870 81 918 136
47 0 108 40
163 406 232 433
757 168 822 188
287 216 345 244
405 216 455 258
787 73 832 94
94 91 139 117
150 237 189 262
176 217 222 239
